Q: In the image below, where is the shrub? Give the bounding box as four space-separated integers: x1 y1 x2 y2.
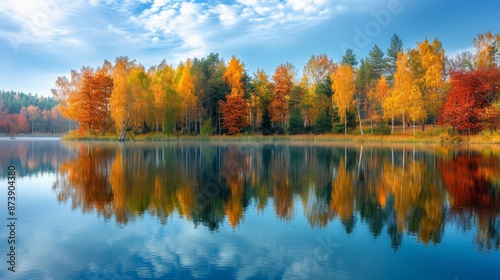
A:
372 125 391 135
201 118 214 135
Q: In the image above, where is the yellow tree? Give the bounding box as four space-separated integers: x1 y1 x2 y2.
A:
331 64 356 134
302 55 337 121
409 38 446 126
177 60 197 133
109 57 134 139
224 55 245 92
128 65 153 132
367 76 390 128
383 89 398 133
393 51 424 134
330 158 355 220
250 69 271 131
473 31 500 69
149 60 177 132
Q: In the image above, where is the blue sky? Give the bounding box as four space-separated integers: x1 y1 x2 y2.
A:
0 0 499 96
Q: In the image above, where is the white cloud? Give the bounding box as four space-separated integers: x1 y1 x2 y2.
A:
128 0 342 60
0 0 80 48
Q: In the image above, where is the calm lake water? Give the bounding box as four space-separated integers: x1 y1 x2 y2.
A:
0 139 499 279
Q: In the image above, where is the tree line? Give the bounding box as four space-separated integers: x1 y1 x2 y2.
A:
0 90 74 134
51 31 500 137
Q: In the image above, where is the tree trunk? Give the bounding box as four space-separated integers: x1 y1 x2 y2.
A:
344 113 347 135
355 93 364 135
402 111 406 133
119 129 126 142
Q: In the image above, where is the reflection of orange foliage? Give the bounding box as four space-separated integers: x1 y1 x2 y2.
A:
271 149 293 220
439 152 500 250
438 154 496 211
220 146 250 228
58 144 114 213
377 185 387 208
224 186 244 228
177 180 193 220
330 159 354 220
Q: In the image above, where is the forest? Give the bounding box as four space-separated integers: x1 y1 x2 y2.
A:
33 31 500 137
0 90 74 134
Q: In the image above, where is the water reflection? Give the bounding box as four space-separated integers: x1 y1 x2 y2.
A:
52 142 500 251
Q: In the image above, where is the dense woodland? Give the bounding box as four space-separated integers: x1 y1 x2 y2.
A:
5 31 498 137
0 90 74 134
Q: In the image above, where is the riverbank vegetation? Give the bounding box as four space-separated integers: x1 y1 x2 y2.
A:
24 32 500 141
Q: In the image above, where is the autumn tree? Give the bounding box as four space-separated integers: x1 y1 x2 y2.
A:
149 60 178 132
270 64 293 130
393 51 425 134
408 38 446 126
128 65 153 132
52 67 113 134
250 69 272 133
302 54 336 128
219 56 249 134
342 49 364 135
26 105 40 133
367 76 390 129
473 31 500 69
177 60 197 133
332 64 356 134
438 68 500 134
108 57 135 139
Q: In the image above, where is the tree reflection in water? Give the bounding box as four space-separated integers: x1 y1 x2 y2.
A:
52 142 500 251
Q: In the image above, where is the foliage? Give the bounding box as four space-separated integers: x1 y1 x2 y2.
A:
332 64 356 134
288 108 304 135
260 103 274 135
371 124 392 135
387 34 403 81
40 32 500 139
438 68 500 134
332 111 357 134
312 109 332 134
201 118 214 135
219 91 249 135
270 64 293 127
473 31 500 69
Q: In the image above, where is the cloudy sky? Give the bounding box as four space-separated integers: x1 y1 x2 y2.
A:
0 0 499 96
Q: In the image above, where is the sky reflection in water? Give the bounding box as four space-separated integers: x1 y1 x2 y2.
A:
0 140 499 279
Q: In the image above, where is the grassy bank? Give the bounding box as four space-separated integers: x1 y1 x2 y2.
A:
58 126 500 144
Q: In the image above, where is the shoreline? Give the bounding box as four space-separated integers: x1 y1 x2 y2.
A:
58 132 500 145
3 129 500 144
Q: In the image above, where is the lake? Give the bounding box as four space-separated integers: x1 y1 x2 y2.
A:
0 139 499 279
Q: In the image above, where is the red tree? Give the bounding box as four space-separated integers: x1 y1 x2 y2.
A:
219 91 249 135
438 69 500 134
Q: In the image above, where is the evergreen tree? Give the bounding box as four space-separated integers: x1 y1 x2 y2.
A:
313 109 332 134
260 101 273 135
288 107 304 134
